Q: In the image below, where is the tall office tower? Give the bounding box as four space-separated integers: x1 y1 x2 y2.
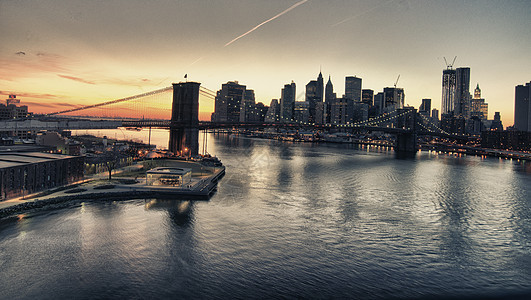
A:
317 71 324 103
345 76 362 102
474 83 481 99
383 87 405 111
470 83 488 120
293 101 310 124
374 92 384 115
352 102 369 123
265 99 280 123
431 108 439 124
331 97 351 125
213 81 246 123
324 76 336 124
325 76 336 103
304 71 325 124
490 112 504 131
419 98 431 117
455 67 471 117
306 80 319 123
361 89 374 107
514 82 531 132
315 102 325 124
441 68 456 114
255 102 268 123
280 81 296 122
240 89 256 123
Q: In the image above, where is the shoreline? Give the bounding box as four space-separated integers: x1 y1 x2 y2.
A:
0 163 225 219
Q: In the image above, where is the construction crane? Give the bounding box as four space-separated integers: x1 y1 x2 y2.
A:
393 74 409 107
443 56 457 69
394 74 400 88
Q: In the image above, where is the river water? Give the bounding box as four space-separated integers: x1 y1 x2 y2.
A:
0 131 530 299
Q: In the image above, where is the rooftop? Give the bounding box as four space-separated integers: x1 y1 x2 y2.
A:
147 167 192 175
0 152 77 165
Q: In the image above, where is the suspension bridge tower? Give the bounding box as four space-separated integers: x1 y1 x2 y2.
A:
169 82 200 157
395 109 418 153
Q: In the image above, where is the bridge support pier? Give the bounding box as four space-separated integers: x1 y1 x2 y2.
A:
169 82 200 157
395 132 418 153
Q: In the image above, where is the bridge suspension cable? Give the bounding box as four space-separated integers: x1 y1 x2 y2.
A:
199 86 216 99
45 86 173 116
417 113 450 135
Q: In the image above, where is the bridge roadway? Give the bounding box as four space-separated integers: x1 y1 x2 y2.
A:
122 120 470 141
1 118 470 141
0 118 122 132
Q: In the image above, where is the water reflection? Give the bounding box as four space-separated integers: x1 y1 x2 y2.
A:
144 199 194 228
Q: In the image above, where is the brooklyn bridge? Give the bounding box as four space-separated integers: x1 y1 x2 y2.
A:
0 82 468 155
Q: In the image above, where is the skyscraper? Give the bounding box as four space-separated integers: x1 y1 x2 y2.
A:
305 71 325 124
419 98 431 117
470 83 488 120
514 81 531 132
280 81 296 123
305 80 319 123
420 99 431 112
213 81 246 123
441 68 456 115
265 99 280 123
324 76 336 124
374 92 384 115
331 97 351 125
431 108 439 125
345 76 362 102
317 71 324 103
490 112 503 131
293 101 310 124
474 83 481 99
455 67 470 117
325 76 335 103
361 89 374 107
255 102 268 123
383 87 405 111
239 89 256 123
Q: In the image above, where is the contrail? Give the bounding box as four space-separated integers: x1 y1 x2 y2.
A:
331 0 396 27
224 0 308 47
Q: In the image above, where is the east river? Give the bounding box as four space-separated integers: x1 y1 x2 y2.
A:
0 130 530 299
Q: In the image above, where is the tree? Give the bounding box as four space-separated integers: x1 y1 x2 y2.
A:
101 146 124 181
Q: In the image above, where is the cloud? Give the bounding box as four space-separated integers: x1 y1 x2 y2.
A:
224 0 308 47
21 101 82 109
57 74 96 85
0 91 83 113
0 90 60 99
0 52 69 81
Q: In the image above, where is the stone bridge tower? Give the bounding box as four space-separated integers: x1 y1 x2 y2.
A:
169 82 200 157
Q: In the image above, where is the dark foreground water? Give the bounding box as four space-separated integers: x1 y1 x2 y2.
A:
1 134 530 299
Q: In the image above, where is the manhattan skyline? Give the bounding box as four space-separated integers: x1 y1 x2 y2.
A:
1 0 530 124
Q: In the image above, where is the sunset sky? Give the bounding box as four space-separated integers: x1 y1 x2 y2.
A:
1 0 530 124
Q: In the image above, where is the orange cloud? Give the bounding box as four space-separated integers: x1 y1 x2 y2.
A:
58 74 96 85
0 52 69 81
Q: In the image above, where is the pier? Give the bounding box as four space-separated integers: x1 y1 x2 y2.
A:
0 160 225 218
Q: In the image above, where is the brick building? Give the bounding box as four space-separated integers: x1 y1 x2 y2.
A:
0 152 84 200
